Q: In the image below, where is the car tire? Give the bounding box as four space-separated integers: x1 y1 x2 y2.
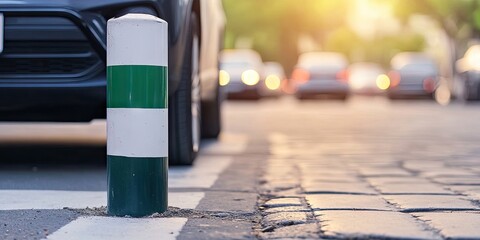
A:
295 93 309 100
387 93 399 100
338 94 348 101
169 13 201 165
201 84 221 139
464 80 478 101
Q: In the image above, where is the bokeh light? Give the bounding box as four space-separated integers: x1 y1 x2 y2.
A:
219 70 230 86
265 75 281 90
376 74 391 90
435 84 451 106
241 70 260 86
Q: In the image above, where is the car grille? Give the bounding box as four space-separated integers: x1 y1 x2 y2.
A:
0 16 103 81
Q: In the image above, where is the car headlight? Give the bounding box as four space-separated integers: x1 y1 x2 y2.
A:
265 75 281 90
376 74 390 90
219 70 230 86
241 70 260 86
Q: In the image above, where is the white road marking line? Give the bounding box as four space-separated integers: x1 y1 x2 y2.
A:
45 217 186 240
0 190 204 210
200 133 248 155
169 156 232 188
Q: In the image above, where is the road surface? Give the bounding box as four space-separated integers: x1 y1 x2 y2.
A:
1 96 480 239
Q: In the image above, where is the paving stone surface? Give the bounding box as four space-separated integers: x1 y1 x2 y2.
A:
413 212 480 239
373 183 454 194
383 195 480 212
307 194 394 211
262 212 308 226
367 177 433 185
262 198 303 208
419 169 478 178
195 191 257 212
358 167 413 177
303 177 360 183
316 211 438 239
302 182 378 195
431 177 480 185
446 185 480 194
264 206 308 214
461 189 480 200
259 223 320 239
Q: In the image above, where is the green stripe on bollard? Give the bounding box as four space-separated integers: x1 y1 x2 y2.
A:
107 65 168 109
107 156 168 217
106 13 168 217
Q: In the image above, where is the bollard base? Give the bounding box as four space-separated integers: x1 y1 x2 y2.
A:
107 156 168 217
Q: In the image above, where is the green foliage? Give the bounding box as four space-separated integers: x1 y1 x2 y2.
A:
475 8 480 30
392 0 480 37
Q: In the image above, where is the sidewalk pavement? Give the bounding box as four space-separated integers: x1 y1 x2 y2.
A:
255 133 480 239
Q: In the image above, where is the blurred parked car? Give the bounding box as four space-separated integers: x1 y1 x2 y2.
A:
388 52 439 99
261 62 285 97
0 0 225 165
456 45 480 101
348 62 387 95
291 52 349 100
219 49 264 99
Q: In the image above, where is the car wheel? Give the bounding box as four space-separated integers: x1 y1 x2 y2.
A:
338 94 348 101
201 83 221 138
295 93 309 100
169 14 200 165
464 80 478 101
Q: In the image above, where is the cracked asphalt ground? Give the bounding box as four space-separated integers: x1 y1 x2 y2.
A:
1 96 480 239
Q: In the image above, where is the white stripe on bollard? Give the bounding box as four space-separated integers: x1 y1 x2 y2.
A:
107 14 168 67
107 108 168 158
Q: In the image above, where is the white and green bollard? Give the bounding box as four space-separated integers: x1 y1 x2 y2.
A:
106 13 168 217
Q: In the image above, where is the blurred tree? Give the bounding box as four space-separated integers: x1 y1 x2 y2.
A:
391 0 480 80
392 0 480 53
222 0 349 73
223 0 472 73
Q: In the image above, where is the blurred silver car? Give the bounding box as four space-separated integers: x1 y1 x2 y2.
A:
456 45 480 101
388 52 439 99
348 62 387 95
219 49 264 99
292 52 349 100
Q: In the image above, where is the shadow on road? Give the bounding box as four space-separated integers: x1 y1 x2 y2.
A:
0 144 106 168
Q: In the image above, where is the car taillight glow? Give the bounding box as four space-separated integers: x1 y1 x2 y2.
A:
336 69 349 83
423 77 435 93
388 71 401 87
291 68 310 84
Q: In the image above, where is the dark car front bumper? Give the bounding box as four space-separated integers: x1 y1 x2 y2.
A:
0 8 107 121
0 73 106 121
387 84 434 98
